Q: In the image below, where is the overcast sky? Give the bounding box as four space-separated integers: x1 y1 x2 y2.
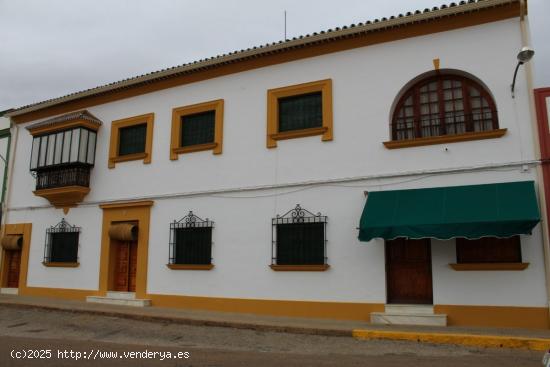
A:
0 0 548 112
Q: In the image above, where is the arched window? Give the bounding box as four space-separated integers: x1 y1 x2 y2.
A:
392 74 498 141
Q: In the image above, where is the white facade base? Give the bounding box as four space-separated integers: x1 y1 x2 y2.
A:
0 288 19 295
86 292 151 307
371 304 447 326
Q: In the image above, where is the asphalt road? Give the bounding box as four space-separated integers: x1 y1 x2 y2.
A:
0 306 544 366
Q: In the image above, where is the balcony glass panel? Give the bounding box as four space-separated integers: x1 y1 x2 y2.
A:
62 130 71 163
69 129 80 163
54 132 63 165
86 131 96 165
78 128 89 163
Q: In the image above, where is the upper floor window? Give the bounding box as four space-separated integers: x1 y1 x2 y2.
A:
27 110 101 209
168 211 214 270
267 79 333 148
170 100 224 160
43 218 80 266
30 127 97 173
270 204 328 271
388 74 504 148
118 123 147 156
279 92 322 132
108 113 154 168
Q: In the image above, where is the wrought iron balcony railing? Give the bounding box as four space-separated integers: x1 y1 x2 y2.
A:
35 165 91 191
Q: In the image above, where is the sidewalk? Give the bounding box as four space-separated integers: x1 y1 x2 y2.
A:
1 294 549 351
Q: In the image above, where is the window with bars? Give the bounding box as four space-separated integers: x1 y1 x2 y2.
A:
118 123 147 156
181 110 215 147
169 212 213 265
278 92 323 132
392 75 498 141
456 236 522 263
170 100 224 159
272 205 327 265
44 218 80 263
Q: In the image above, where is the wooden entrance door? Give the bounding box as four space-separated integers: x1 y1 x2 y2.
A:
113 241 138 292
385 238 433 304
5 250 21 288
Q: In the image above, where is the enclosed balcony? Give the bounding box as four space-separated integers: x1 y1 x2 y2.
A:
27 111 101 210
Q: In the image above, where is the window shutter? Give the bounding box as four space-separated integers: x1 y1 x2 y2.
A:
180 111 216 147
50 232 79 263
174 227 212 265
118 123 147 156
278 92 322 132
276 223 325 265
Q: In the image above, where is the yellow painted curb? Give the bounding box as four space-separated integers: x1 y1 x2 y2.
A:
352 329 550 351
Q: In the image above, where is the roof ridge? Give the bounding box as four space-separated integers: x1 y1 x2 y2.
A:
7 0 517 117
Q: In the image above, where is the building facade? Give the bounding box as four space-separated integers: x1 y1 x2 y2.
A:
1 0 549 328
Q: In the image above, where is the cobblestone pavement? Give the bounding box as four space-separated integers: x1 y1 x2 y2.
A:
0 306 543 366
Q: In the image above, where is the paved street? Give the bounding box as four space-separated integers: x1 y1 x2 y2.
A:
0 306 544 366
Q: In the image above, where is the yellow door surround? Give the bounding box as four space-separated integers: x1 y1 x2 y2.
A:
98 200 153 299
0 223 32 291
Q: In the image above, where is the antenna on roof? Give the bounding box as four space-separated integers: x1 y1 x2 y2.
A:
284 10 287 40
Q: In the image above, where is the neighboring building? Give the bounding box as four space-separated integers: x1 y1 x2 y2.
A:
1 0 548 329
0 111 11 212
531 0 550 308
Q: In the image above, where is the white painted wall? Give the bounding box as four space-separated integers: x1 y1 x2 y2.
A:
7 18 548 307
8 19 535 209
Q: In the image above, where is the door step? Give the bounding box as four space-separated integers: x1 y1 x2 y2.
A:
0 288 19 295
371 304 447 326
86 293 151 307
106 291 136 300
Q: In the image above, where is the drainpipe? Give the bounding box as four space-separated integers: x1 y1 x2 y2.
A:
519 0 550 318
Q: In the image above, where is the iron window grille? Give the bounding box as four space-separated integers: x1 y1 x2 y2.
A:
44 218 80 263
180 110 216 147
278 92 323 132
272 204 327 265
118 123 147 156
169 211 213 265
391 75 499 141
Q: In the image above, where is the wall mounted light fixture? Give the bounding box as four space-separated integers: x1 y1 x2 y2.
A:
511 46 535 98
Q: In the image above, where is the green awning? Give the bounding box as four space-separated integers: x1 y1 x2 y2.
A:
358 181 540 241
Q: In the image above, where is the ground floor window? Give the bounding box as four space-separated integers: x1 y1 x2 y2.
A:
169 211 213 265
272 204 327 265
456 236 521 263
44 218 80 263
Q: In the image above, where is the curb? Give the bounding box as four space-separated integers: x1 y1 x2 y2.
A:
0 301 350 338
352 329 550 351
3 300 548 350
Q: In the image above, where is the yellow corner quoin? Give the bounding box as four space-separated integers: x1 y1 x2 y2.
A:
266 79 333 148
108 113 154 168
170 99 224 160
352 329 550 351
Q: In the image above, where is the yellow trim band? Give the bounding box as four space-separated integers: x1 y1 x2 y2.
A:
352 329 550 351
